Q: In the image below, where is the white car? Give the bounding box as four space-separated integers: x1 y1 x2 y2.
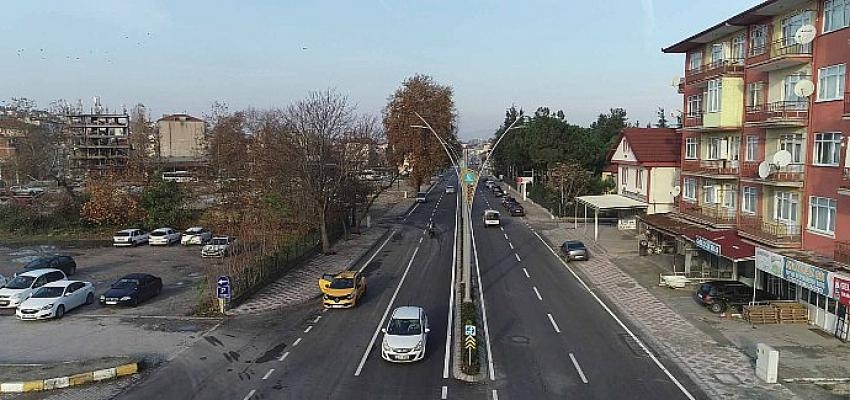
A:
0 269 67 309
16 280 95 320
381 306 430 362
113 229 149 247
483 209 501 227
148 227 181 246
445 185 456 194
181 227 212 245
202 236 236 258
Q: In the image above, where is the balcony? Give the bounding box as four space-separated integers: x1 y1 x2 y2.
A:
745 101 808 127
747 38 812 72
683 112 703 128
740 161 804 186
681 159 739 178
836 241 850 266
685 59 745 85
680 202 736 227
738 214 801 248
844 92 850 120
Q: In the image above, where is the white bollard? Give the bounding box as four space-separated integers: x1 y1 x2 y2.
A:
756 343 779 383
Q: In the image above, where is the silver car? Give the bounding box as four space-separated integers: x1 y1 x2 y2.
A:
560 240 589 261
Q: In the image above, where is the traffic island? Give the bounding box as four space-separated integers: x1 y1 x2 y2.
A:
0 356 140 393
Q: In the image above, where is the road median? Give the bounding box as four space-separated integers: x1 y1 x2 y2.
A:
0 356 140 393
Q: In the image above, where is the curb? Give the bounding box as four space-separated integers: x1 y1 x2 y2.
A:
0 362 139 393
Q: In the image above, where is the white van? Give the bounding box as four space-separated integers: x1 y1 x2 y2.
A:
483 209 501 227
0 268 67 309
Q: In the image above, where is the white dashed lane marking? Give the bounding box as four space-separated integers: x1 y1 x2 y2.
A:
242 389 256 400
522 268 530 278
279 351 290 362
533 286 542 301
304 325 312 333
515 253 521 262
547 313 561 333
293 337 302 347
262 368 274 380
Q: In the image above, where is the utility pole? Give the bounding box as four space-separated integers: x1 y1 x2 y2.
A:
462 148 473 303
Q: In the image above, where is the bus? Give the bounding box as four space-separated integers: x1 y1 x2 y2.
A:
162 171 197 183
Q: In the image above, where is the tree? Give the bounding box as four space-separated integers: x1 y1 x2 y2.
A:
655 107 669 128
383 74 458 190
9 123 55 182
127 103 157 183
80 175 144 226
546 162 594 216
139 178 188 228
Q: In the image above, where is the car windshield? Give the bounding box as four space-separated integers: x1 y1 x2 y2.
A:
31 286 65 298
5 275 35 289
566 242 585 249
114 232 130 237
150 231 166 236
387 318 422 335
185 228 202 234
485 213 499 220
329 278 354 289
211 238 230 245
417 192 426 197
113 279 140 289
24 259 47 268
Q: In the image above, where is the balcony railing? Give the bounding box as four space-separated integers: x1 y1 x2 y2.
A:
844 92 850 116
683 112 703 128
741 161 805 182
739 214 801 246
836 241 850 266
699 159 739 176
680 202 736 226
745 100 808 124
685 59 745 85
747 38 812 66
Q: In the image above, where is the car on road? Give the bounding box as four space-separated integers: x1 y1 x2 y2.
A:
415 192 428 203
0 269 67 309
485 180 495 189
508 204 525 217
445 185 456 194
202 236 236 258
16 280 95 320
181 226 212 245
10 186 45 198
483 209 501 227
113 229 149 247
381 306 430 362
100 273 163 307
318 271 366 309
694 281 775 313
501 196 517 208
22 255 77 276
560 240 589 261
148 227 181 246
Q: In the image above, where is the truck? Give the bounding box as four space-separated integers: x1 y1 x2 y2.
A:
318 271 367 309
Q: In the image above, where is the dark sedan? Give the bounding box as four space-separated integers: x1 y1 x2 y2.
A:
508 204 525 216
100 273 163 307
23 255 77 276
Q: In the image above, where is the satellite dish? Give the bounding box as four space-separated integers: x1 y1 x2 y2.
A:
757 161 771 179
671 186 681 197
794 25 816 45
773 150 793 167
670 77 682 87
794 79 814 97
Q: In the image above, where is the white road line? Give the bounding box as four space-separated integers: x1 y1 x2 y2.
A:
304 325 312 333
443 193 460 380
492 389 499 400
515 253 521 262
292 337 302 347
441 385 448 399
355 245 421 376
358 229 395 273
508 242 514 249
419 237 423 244
242 389 256 400
469 212 496 381
503 233 509 240
528 229 697 400
547 313 561 333
262 368 274 380
313 315 322 323
533 286 542 301
403 203 420 221
522 268 530 278
569 353 589 383
499 226 504 231
278 351 290 362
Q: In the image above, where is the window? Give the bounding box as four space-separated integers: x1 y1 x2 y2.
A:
685 138 698 160
817 64 846 101
621 167 627 185
824 0 850 33
687 95 703 117
784 74 808 108
706 79 722 112
703 181 717 204
636 169 643 190
742 186 757 214
813 132 842 165
722 184 737 209
710 43 725 67
750 25 767 55
731 34 746 62
707 137 722 159
683 178 697 201
729 136 740 161
779 134 804 163
623 140 630 154
774 191 799 224
782 11 813 47
747 82 764 109
809 196 837 234
688 51 703 71
746 135 759 161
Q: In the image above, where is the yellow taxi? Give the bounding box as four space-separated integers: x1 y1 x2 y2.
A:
318 271 366 309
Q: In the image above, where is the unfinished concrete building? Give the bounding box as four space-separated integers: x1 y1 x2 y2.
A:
67 112 130 175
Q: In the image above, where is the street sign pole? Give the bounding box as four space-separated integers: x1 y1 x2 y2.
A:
217 276 231 315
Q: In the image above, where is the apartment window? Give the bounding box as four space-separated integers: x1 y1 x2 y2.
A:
784 74 808 108
710 43 725 67
684 138 698 160
813 132 842 166
687 95 702 117
742 186 757 214
731 34 746 62
817 64 846 101
683 178 697 201
706 79 722 112
722 184 737 209
729 136 740 161
746 135 759 161
779 134 804 163
824 0 850 33
747 82 764 109
781 11 813 47
774 191 799 224
750 25 768 55
688 51 702 71
707 137 722 160
704 181 717 204
636 169 643 190
808 196 837 234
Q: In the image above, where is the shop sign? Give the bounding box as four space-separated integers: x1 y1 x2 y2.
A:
784 258 829 296
834 275 850 307
694 236 721 256
755 247 784 278
618 218 636 230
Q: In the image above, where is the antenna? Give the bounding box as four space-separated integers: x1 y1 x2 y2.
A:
670 77 682 87
757 160 771 179
773 150 793 167
794 79 814 97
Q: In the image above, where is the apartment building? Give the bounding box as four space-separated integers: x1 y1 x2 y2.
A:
67 112 130 175
659 0 850 339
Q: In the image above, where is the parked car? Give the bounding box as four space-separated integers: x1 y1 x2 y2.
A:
415 192 428 203
0 274 6 288
10 186 45 197
100 273 163 307
113 229 149 247
381 306 430 362
694 281 775 313
560 240 589 261
0 269 67 309
445 185 456 194
22 255 77 276
181 227 212 245
16 280 95 320
508 204 525 217
202 236 236 258
148 227 181 246
485 180 495 189
483 209 501 227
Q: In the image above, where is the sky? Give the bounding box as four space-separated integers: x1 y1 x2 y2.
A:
0 0 763 140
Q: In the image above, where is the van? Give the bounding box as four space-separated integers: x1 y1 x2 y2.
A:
483 209 500 227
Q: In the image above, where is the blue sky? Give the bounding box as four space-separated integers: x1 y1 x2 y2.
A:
1 0 762 139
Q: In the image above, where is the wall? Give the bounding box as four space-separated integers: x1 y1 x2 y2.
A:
648 167 679 214
158 119 205 158
703 77 744 128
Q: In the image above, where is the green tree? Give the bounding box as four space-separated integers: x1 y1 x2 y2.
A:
655 107 669 128
140 178 188 228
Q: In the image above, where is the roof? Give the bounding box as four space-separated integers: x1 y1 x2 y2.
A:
391 306 423 319
610 128 680 166
157 113 204 123
42 280 82 288
18 268 63 277
683 230 755 261
337 271 358 279
576 195 647 210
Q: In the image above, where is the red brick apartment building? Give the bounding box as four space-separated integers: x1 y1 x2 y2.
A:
653 0 850 339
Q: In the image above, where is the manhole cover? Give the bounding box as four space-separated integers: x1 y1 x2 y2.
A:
510 336 530 344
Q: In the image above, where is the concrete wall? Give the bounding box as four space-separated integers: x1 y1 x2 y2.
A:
158 118 205 158
648 167 678 214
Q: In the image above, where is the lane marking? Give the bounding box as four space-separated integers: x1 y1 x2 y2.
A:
569 353 589 384
503 233 509 240
293 337 302 347
441 385 448 399
358 229 396 273
469 211 496 381
515 253 521 262
304 325 312 333
492 389 499 400
500 226 504 231
403 203 420 221
443 192 460 379
419 237 423 244
522 268 530 278
528 229 697 400
313 315 322 323
508 242 514 250
262 369 274 380
533 286 542 301
547 313 561 333
278 351 290 362
242 389 256 400
355 245 422 376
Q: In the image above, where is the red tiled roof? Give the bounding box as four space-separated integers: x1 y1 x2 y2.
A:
683 230 755 261
609 128 680 166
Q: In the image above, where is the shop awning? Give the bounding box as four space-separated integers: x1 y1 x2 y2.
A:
574 195 648 241
683 230 755 262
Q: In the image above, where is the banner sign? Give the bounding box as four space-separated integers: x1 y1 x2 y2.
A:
784 258 829 296
755 247 784 278
834 275 850 306
695 236 721 256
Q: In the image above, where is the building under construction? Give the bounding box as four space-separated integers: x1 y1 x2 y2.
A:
67 112 130 176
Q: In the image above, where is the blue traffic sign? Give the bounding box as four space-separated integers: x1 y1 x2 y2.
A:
218 276 231 287
463 171 476 185
217 286 231 299
464 325 476 337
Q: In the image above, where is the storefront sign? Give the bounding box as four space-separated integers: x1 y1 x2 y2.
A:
755 247 784 278
784 258 829 296
694 236 721 256
834 275 850 306
618 218 636 230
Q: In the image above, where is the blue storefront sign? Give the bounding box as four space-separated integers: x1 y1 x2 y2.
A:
695 236 721 256
783 258 829 296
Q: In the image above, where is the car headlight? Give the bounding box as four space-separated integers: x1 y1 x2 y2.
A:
382 341 391 351
344 294 354 300
99 295 105 301
414 341 423 351
41 303 54 310
120 296 132 301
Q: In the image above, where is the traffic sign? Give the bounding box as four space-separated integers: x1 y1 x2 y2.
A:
217 276 231 299
464 336 477 349
463 170 477 185
218 276 231 287
464 325 476 337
